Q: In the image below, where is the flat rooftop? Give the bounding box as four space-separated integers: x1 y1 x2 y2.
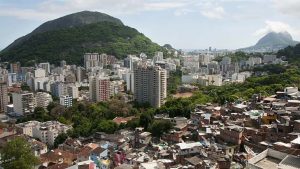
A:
255 157 281 169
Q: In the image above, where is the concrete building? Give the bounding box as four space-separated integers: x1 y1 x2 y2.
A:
50 82 67 97
219 125 243 145
16 120 71 146
0 83 8 113
12 92 36 116
198 74 223 86
124 55 141 71
84 53 115 69
36 92 53 109
153 52 164 64
95 76 111 102
39 63 51 76
247 148 300 169
199 54 213 65
67 85 79 99
7 73 17 86
34 68 46 78
247 57 262 67
10 62 21 73
125 71 134 93
60 95 73 107
89 75 111 102
134 64 167 108
263 55 277 64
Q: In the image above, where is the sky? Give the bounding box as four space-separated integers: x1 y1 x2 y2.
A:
0 0 300 50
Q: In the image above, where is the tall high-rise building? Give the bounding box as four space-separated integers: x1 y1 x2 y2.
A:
12 92 36 116
134 64 167 108
89 75 111 102
0 83 8 113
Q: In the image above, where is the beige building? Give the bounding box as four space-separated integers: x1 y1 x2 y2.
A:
16 121 71 146
36 92 53 109
134 64 167 108
0 83 8 113
12 92 36 116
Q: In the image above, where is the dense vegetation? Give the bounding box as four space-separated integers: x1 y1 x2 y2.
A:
0 137 39 169
167 69 182 94
0 22 166 66
278 43 300 64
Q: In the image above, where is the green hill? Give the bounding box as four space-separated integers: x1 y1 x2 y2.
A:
0 11 165 65
278 43 300 63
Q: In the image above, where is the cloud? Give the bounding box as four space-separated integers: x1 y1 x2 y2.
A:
0 0 191 21
174 8 194 16
273 0 300 17
254 20 300 37
198 1 226 19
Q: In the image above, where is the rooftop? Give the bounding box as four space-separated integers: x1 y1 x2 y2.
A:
176 142 202 150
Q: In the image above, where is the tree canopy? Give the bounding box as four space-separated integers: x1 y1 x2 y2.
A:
0 137 39 169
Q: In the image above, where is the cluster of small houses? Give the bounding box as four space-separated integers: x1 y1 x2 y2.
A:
0 86 300 169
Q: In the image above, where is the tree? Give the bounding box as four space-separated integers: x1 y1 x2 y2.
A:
149 120 172 137
21 83 31 91
0 137 39 169
97 120 118 134
34 107 52 122
139 112 153 130
54 133 68 148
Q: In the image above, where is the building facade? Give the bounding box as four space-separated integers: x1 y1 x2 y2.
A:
134 64 167 108
12 92 36 116
0 83 8 113
36 92 53 109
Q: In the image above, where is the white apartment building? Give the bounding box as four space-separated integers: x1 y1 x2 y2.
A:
134 63 167 108
7 73 17 87
38 63 51 76
36 92 53 109
199 54 213 65
84 53 113 69
247 57 262 67
153 51 164 64
124 55 141 71
125 71 134 93
67 85 79 99
198 74 223 86
182 55 200 71
60 95 73 107
12 92 36 116
16 121 71 146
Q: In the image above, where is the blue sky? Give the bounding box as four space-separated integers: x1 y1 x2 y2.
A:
0 0 300 50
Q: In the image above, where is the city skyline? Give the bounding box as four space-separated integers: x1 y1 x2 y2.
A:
0 0 300 50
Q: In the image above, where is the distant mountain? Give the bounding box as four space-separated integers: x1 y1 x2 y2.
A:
0 11 166 65
239 31 299 52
